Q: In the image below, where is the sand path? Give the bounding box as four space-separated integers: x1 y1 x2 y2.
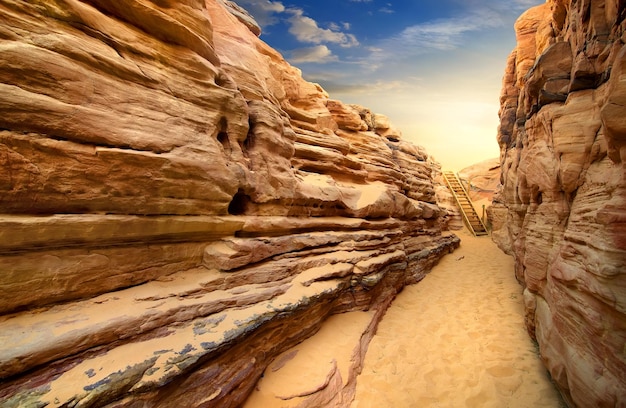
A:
244 230 564 407
351 230 564 407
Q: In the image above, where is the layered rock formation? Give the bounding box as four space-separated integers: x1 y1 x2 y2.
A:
493 1 626 406
0 1 458 406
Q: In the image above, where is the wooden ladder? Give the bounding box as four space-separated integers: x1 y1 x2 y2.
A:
442 171 488 236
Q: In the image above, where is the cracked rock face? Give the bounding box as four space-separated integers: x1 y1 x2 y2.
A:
0 1 458 406
493 1 626 406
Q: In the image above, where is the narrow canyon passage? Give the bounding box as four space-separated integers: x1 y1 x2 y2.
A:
351 230 564 408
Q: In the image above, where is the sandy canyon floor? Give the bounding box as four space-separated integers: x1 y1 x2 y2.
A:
245 229 565 407
351 230 565 407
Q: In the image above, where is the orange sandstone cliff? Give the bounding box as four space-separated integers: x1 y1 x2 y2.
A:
0 1 458 406
493 0 626 406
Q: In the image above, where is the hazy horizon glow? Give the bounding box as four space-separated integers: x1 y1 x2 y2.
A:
234 0 545 170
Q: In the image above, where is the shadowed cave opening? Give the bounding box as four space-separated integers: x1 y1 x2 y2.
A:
217 131 231 155
228 189 251 215
216 116 232 155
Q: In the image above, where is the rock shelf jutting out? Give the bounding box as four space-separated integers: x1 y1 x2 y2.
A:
491 0 626 406
0 1 459 406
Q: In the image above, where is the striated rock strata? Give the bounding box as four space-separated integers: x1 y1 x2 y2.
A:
493 1 626 406
0 1 458 407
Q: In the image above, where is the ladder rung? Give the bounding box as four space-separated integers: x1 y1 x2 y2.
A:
442 171 488 237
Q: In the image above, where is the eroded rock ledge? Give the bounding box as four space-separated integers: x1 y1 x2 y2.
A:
0 1 458 406
493 0 626 406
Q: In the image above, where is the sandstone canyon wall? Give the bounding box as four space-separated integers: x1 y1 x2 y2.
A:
493 0 626 406
0 1 458 407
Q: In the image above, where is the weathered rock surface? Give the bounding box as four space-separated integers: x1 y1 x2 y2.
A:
458 158 501 202
0 1 458 407
494 1 626 406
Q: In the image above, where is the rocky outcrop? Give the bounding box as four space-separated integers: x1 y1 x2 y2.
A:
0 1 457 407
493 1 626 406
458 158 501 203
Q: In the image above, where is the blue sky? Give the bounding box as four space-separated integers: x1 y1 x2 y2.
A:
234 0 544 170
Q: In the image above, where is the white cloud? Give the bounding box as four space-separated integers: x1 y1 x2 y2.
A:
289 45 339 64
365 7 507 65
453 0 546 20
398 20 479 50
233 0 285 27
379 2 394 13
330 22 353 31
286 8 359 47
